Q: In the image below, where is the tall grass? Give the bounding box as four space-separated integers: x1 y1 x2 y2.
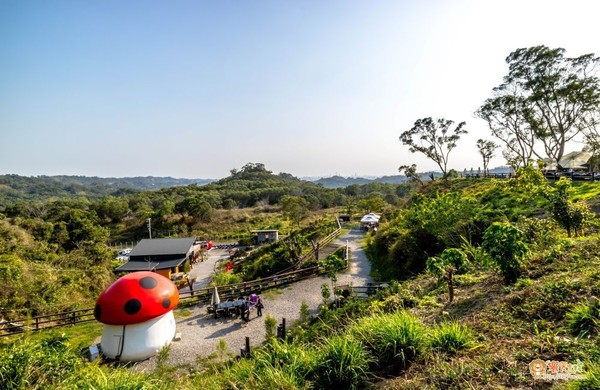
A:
569 364 600 390
429 321 475 354
311 336 372 390
566 300 600 338
347 311 427 373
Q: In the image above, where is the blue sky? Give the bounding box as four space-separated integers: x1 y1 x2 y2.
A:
2 0 600 179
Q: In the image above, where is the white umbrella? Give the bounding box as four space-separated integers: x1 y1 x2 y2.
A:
558 151 591 170
210 285 220 306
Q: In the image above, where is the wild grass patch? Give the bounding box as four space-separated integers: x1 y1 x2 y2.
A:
429 321 475 354
348 311 427 373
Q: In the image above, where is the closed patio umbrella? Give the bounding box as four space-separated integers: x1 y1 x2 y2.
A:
211 285 220 306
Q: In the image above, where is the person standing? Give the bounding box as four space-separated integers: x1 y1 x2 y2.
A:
256 297 264 317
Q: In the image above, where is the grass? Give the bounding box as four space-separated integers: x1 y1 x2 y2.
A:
312 336 372 390
428 321 475 354
566 299 600 338
348 311 427 373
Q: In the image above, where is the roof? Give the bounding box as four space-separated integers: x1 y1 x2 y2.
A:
129 238 196 257
114 258 187 272
250 230 279 233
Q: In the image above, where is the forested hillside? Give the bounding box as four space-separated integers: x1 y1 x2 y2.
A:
0 174 215 208
0 163 408 317
2 169 600 389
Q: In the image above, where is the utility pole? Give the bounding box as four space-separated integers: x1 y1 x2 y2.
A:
146 218 152 239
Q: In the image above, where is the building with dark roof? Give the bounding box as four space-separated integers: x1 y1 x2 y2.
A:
115 237 196 279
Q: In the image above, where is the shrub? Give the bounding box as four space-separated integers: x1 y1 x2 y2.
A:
212 270 243 286
265 314 277 341
426 248 468 303
0 333 82 389
429 321 475 354
311 336 372 389
299 300 310 323
566 299 600 338
348 311 426 373
482 222 529 284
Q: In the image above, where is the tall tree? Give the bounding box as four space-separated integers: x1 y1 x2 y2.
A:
399 117 467 178
487 46 600 164
475 84 541 168
476 139 499 175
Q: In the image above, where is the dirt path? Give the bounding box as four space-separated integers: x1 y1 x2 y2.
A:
135 227 372 370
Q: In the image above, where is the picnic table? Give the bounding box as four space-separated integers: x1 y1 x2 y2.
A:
207 298 248 318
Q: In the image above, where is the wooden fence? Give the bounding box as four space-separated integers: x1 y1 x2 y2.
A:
0 308 96 337
465 171 599 181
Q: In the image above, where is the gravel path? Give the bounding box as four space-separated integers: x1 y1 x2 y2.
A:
134 227 372 371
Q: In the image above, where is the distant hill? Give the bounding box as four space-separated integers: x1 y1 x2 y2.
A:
45 175 214 190
312 174 440 188
0 174 214 208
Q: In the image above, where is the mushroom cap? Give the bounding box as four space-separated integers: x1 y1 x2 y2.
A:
94 271 179 325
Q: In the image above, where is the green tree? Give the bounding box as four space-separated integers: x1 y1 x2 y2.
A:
426 248 468 303
493 46 600 163
476 139 499 176
545 177 593 237
482 222 529 284
319 254 346 300
475 84 540 168
357 196 386 214
280 195 309 226
399 117 467 178
399 164 423 185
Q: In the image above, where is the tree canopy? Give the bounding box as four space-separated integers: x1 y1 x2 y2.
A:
399 117 467 178
478 45 600 166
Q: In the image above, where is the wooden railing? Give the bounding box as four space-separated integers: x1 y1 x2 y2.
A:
465 171 599 181
275 217 343 275
0 308 96 337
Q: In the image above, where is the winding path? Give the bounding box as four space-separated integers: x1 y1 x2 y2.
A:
135 227 372 370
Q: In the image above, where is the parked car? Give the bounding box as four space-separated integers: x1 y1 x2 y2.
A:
116 248 132 261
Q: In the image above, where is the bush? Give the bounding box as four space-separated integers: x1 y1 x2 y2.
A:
348 311 426 373
429 321 475 354
0 333 82 389
212 270 243 286
311 336 372 390
264 314 278 341
566 299 600 338
482 222 529 284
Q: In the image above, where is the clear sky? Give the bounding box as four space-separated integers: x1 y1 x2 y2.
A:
2 0 600 179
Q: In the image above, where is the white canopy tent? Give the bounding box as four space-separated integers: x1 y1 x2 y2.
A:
360 213 381 227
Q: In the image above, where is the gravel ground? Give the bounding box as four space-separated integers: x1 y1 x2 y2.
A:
133 227 372 371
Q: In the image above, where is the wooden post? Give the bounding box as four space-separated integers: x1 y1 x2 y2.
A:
241 336 251 357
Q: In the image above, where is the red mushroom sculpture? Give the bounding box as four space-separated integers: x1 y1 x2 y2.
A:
95 271 179 361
